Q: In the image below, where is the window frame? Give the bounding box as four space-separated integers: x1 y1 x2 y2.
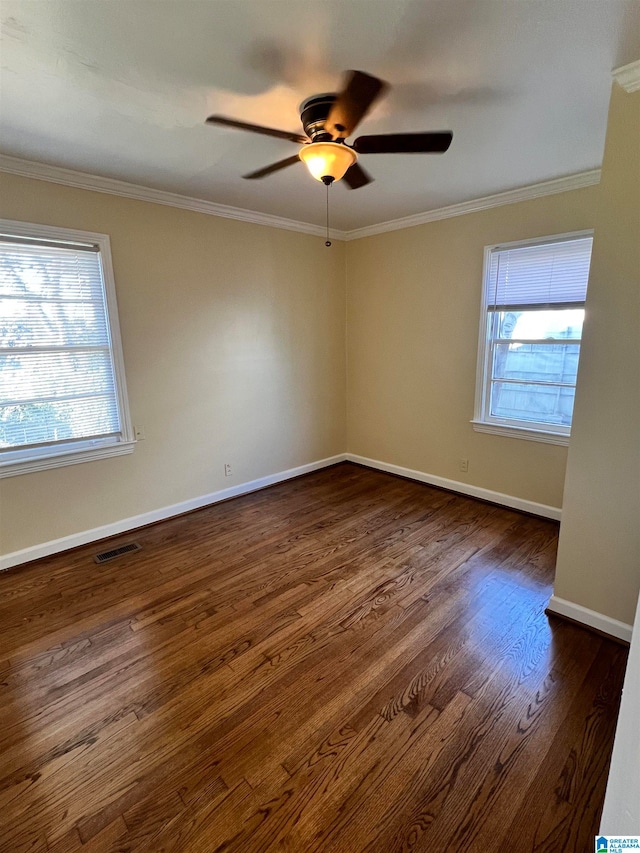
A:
472 230 593 446
0 219 135 478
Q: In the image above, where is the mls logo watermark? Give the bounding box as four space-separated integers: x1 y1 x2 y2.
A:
596 837 640 852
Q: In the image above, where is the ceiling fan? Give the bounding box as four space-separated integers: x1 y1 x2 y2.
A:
206 70 453 189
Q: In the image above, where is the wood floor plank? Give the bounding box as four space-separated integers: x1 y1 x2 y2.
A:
0 463 627 852
288 692 472 853
502 635 627 852
396 624 606 852
133 780 258 853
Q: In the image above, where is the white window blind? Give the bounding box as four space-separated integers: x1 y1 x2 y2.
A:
487 236 593 309
0 225 132 473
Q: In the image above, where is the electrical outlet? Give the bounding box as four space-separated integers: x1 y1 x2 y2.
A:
224 463 232 477
135 426 146 441
459 458 469 473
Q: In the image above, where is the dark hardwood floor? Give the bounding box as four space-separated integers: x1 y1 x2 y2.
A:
0 462 627 853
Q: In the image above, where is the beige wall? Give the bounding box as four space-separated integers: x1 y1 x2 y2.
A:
553 83 640 626
0 173 346 555
0 164 618 563
345 186 599 509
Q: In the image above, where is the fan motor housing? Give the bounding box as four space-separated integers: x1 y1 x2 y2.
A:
300 94 336 142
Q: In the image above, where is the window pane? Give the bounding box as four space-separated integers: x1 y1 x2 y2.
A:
0 243 103 301
496 308 584 340
476 234 592 438
0 298 110 348
1 397 116 448
492 342 580 384
0 349 119 448
0 223 134 475
490 381 575 426
1 350 116 403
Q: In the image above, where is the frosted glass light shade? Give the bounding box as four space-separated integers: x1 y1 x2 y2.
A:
299 142 357 183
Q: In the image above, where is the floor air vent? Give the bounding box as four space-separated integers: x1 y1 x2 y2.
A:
94 542 142 564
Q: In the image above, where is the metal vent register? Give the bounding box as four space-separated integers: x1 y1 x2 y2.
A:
94 542 142 564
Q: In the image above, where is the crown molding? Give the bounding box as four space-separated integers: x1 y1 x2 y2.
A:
0 153 349 241
0 153 600 242
612 59 640 93
343 169 601 241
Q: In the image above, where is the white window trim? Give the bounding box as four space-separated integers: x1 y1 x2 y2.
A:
0 219 135 478
472 229 593 446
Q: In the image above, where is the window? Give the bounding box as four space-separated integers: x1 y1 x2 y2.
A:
473 232 593 445
0 220 134 477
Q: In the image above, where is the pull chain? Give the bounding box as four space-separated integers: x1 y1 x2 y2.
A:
325 182 332 247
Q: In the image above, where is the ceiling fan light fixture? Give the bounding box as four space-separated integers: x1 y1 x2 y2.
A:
299 142 357 184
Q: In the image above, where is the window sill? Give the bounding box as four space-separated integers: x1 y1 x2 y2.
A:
0 440 136 478
471 420 570 446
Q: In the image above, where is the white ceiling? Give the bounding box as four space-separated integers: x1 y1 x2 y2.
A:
1 0 639 232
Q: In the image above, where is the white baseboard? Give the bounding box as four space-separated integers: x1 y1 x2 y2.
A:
345 453 562 521
7 450 631 645
0 454 347 571
547 594 633 643
1 452 562 572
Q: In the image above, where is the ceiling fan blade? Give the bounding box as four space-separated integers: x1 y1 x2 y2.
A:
206 115 308 144
353 131 453 154
243 154 301 180
325 70 388 140
342 162 374 190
